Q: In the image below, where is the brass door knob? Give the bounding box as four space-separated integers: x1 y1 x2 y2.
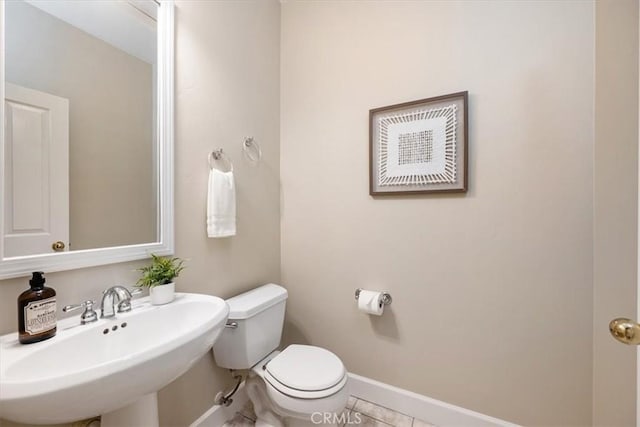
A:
609 318 640 345
52 241 66 252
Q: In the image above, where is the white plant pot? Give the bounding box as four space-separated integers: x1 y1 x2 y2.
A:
149 282 175 305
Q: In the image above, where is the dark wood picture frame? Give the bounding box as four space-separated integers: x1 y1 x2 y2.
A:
369 91 468 195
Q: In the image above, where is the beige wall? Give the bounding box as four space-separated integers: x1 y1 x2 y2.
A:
280 1 594 426
158 0 281 425
2 1 638 426
5 1 155 251
0 1 281 426
593 1 639 425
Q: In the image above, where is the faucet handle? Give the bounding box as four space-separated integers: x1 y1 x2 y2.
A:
102 285 141 296
116 287 143 313
63 300 98 325
102 286 130 296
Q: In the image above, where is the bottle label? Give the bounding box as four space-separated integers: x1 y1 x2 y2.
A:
24 297 57 335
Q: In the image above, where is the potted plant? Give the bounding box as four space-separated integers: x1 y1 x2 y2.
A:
136 254 185 305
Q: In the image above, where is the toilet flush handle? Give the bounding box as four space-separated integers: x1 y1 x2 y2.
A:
225 321 238 329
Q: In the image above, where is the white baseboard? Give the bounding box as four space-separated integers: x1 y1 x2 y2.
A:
190 383 249 427
191 374 519 427
348 373 519 427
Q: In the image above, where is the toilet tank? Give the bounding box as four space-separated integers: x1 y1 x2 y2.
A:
213 284 288 369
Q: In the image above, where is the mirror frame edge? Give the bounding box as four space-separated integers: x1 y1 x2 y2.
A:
0 0 175 280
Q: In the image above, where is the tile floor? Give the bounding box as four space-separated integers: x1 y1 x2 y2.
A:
222 396 437 427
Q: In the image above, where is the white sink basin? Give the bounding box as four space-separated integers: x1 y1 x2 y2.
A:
0 292 229 425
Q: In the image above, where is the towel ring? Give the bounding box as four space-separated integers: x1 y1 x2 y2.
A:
209 149 233 172
243 137 262 163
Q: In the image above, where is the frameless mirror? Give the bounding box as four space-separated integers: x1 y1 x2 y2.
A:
0 0 174 279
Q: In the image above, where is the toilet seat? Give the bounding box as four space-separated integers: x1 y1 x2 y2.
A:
263 345 347 399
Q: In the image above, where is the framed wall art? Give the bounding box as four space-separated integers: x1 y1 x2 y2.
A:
369 91 468 195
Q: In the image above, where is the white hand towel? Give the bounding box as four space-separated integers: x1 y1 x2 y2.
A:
207 168 236 238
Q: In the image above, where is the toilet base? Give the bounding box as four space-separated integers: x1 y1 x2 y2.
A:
254 417 339 427
285 417 340 427
245 377 342 427
246 377 285 427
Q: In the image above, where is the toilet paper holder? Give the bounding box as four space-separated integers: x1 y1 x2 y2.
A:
355 288 392 305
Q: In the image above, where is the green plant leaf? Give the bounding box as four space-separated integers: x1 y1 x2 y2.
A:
136 254 186 288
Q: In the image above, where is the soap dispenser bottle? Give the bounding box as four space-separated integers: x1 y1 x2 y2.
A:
18 272 57 344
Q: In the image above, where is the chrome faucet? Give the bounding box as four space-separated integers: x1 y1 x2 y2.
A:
100 285 142 318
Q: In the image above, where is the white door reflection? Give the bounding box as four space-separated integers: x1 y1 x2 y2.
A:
4 83 69 257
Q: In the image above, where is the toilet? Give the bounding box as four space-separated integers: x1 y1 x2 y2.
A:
213 284 349 427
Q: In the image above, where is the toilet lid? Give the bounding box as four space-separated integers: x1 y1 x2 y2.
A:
266 345 346 392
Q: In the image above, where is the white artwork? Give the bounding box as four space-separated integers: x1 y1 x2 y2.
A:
377 104 457 187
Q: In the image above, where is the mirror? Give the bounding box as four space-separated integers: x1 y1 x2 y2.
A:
0 0 174 279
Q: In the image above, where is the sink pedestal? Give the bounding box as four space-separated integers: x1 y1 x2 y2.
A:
101 392 159 427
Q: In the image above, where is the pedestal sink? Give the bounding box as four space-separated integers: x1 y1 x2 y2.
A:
0 293 229 425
